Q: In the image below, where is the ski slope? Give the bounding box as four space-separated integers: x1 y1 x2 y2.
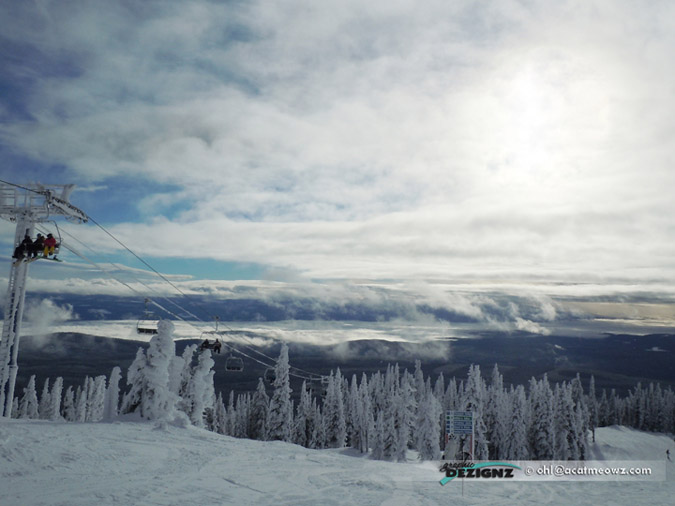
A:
0 419 672 506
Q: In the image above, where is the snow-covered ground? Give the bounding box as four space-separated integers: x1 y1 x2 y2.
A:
1 420 672 506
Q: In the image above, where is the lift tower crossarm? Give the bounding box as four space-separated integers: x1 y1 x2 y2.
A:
0 182 87 417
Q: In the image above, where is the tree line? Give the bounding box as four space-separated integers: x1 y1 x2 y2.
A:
10 321 675 461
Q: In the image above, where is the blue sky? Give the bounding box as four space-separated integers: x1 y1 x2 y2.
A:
1 0 674 331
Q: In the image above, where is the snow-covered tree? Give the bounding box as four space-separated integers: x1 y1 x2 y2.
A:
103 367 121 421
250 378 270 441
463 365 488 459
213 393 228 435
371 411 385 460
554 383 578 460
88 376 107 422
39 378 51 419
323 369 347 448
268 343 293 442
587 375 599 443
485 365 507 459
75 383 87 422
49 377 63 421
19 375 39 419
528 375 554 460
504 385 530 459
62 386 75 421
417 378 442 461
141 320 179 421
188 349 216 428
121 348 147 414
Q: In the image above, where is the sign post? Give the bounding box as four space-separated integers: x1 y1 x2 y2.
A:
445 410 474 460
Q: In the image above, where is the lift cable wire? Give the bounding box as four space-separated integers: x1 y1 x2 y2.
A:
42 225 318 381
73 216 324 380
84 214 193 299
52 224 204 323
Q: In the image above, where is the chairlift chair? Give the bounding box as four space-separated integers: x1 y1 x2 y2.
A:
136 298 159 335
225 354 244 372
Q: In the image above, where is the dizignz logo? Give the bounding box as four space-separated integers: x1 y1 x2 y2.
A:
439 462 522 485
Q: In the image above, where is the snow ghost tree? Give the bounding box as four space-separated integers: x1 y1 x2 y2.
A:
121 348 147 414
188 349 216 428
19 375 39 419
103 366 122 421
142 320 180 421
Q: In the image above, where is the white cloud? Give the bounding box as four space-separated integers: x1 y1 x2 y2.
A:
1 0 674 314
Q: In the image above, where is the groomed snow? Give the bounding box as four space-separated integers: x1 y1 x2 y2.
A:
1 420 672 506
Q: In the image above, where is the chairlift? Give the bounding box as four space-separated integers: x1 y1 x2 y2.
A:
264 368 276 383
136 298 159 335
225 354 244 372
15 222 64 264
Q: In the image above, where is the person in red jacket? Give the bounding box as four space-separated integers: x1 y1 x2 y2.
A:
43 233 58 257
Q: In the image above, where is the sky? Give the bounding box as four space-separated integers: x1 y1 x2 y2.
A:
1 0 674 332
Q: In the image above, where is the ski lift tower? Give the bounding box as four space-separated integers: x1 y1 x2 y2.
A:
0 182 88 417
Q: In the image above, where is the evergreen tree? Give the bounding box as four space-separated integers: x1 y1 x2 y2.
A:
235 393 251 438
62 386 75 421
226 390 236 436
397 369 416 460
141 320 179 421
505 385 530 459
175 344 198 416
39 378 51 419
371 411 385 460
570 374 588 459
528 375 554 460
188 349 216 428
88 375 107 422
103 367 121 421
49 377 63 421
268 343 293 442
463 365 488 459
19 375 39 419
357 373 374 454
323 370 347 448
250 378 270 441
213 392 228 435
485 365 507 459
121 348 147 414
587 375 599 443
554 383 577 460
417 378 442 461
75 383 87 422
345 375 359 449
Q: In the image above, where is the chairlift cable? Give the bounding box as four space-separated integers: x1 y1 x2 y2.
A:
84 214 193 300
55 224 204 323
37 209 321 381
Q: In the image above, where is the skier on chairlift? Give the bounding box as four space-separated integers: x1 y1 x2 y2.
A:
200 339 211 352
12 235 33 261
43 233 58 258
32 234 45 258
213 340 222 354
